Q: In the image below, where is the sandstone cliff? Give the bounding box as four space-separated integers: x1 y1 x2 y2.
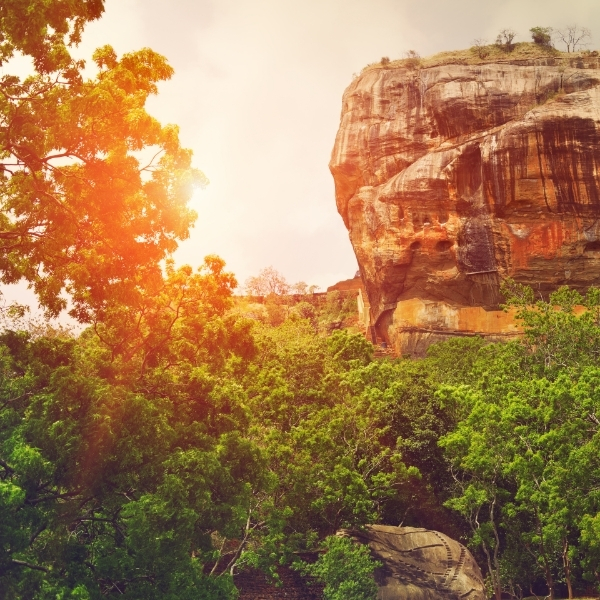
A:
330 45 600 354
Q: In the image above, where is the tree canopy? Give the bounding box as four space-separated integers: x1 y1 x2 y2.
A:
0 0 204 320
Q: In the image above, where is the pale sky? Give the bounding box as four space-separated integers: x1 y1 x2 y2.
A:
5 0 600 311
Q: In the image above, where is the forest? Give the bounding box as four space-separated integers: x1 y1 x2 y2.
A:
2 2 600 599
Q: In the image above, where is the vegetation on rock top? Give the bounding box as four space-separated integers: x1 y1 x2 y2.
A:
361 42 597 75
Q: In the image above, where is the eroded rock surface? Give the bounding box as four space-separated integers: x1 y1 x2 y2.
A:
330 54 600 353
341 525 485 600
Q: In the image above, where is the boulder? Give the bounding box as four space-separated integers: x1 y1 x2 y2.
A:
340 525 486 600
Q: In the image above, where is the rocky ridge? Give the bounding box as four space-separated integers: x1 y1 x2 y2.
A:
330 45 600 354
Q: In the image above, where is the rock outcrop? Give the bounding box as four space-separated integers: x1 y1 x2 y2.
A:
330 48 600 354
341 525 485 600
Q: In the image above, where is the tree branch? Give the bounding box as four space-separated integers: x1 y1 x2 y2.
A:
11 559 49 572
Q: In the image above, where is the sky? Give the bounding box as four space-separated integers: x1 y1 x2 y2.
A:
4 0 600 311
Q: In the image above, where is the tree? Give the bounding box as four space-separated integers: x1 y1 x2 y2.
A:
556 25 591 52
239 324 419 557
291 281 308 295
500 279 600 376
471 38 491 59
0 293 267 597
440 283 600 599
0 2 204 320
0 0 105 74
89 254 256 383
244 267 290 296
441 369 600 600
496 29 517 51
530 27 553 46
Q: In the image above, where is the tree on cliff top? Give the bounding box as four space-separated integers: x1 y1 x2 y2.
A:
556 24 591 52
0 0 205 321
245 267 290 296
495 29 517 51
530 27 553 46
471 38 491 59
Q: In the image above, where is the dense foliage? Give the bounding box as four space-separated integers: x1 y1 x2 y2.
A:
439 282 600 600
8 278 600 599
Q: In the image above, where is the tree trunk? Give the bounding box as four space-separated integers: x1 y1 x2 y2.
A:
543 558 555 600
563 538 573 599
481 542 502 600
494 578 502 600
490 497 502 600
535 514 554 600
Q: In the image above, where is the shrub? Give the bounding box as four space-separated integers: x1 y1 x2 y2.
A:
404 50 421 69
265 296 287 326
289 301 317 327
294 536 380 600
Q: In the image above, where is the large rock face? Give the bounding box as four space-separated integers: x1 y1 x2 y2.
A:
331 53 600 353
342 525 486 600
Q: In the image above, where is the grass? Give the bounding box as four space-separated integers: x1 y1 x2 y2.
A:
360 42 599 74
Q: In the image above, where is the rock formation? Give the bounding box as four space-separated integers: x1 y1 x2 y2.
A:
330 48 600 354
341 525 485 600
